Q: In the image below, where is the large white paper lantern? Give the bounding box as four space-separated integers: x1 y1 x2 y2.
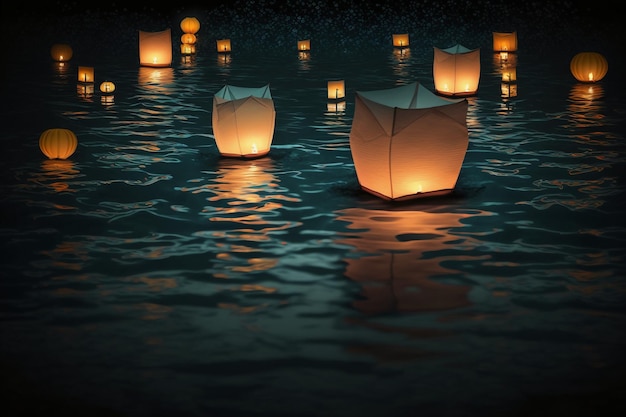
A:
139 29 172 67
433 44 480 97
349 82 469 201
212 84 276 158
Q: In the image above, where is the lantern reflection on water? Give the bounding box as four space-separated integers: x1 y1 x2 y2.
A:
335 208 480 314
39 159 79 193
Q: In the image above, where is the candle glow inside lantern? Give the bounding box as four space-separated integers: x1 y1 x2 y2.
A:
392 33 409 48
493 31 517 52
99 81 115 94
327 80 345 100
180 17 200 34
50 43 73 62
139 29 173 67
298 39 311 51
349 82 469 201
77 66 94 83
181 33 197 45
212 84 276 158
501 67 517 83
217 39 232 53
570 52 608 82
433 44 481 97
39 128 78 160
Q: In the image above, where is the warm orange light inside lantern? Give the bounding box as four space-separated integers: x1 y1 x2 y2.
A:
327 101 347 112
392 34 409 47
433 44 481 97
180 43 196 54
493 31 517 52
50 43 73 62
181 33 197 44
297 39 311 51
180 17 200 34
77 66 94 83
217 39 232 52
39 128 78 160
99 81 115 94
139 29 173 68
501 68 517 82
327 80 345 100
570 52 608 83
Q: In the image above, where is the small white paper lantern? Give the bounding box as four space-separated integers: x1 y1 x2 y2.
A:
212 84 276 158
433 44 481 97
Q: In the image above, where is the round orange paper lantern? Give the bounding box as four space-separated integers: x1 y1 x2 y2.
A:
180 17 200 34
570 52 608 82
50 43 73 62
39 128 78 159
181 33 197 44
99 81 116 94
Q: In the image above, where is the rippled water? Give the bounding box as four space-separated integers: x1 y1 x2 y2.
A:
1 24 625 417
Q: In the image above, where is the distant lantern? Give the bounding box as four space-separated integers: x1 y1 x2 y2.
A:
99 81 115 94
212 84 276 158
39 128 78 160
392 33 409 48
327 80 345 100
216 39 231 53
138 28 172 67
180 17 200 34
349 82 469 200
297 39 311 51
180 43 196 55
570 52 608 82
77 66 94 83
493 31 517 52
50 43 73 62
433 44 481 97
181 33 197 45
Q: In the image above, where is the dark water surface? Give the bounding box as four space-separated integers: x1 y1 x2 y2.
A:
1 3 625 417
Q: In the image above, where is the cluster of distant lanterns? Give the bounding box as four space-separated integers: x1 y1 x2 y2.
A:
43 20 608 201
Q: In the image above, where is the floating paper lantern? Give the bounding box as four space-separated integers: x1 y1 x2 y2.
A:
99 81 115 94
180 17 200 34
77 66 94 83
433 44 481 97
180 43 196 55
139 29 172 67
297 39 311 51
493 31 517 52
217 39 231 53
570 52 608 82
181 33 197 45
327 80 345 100
349 82 469 200
212 84 276 158
39 128 78 159
392 33 409 48
50 43 73 62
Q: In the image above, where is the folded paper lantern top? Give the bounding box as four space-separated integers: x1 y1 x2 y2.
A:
433 44 481 97
349 82 469 201
212 84 276 158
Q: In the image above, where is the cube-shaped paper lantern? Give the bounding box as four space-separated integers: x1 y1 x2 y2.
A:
570 52 608 82
212 84 276 158
327 80 345 100
392 33 409 47
217 39 231 53
433 44 481 97
297 39 311 51
77 66 94 83
139 29 172 67
493 31 517 52
50 43 73 62
349 82 469 200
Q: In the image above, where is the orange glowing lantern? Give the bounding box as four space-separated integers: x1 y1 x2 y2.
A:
181 33 197 45
433 44 481 97
77 66 94 83
180 17 200 34
212 84 276 158
216 39 231 53
492 31 517 52
138 29 172 67
297 39 311 51
392 33 409 47
327 80 345 100
99 81 115 94
570 52 608 82
180 43 196 55
50 43 73 62
39 128 78 160
501 67 517 83
349 82 469 200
